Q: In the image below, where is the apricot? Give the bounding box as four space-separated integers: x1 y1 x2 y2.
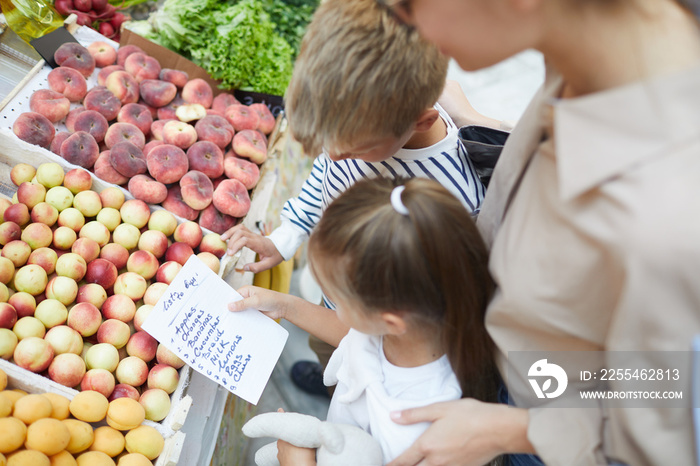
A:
89 426 124 457
105 398 144 431
62 419 94 454
13 394 52 424
25 417 70 456
42 393 70 420
69 391 109 423
75 451 115 466
0 416 27 453
124 425 163 460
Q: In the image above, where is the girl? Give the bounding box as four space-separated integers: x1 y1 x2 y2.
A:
231 177 500 464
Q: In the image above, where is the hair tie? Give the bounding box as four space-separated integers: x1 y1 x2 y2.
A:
391 186 409 215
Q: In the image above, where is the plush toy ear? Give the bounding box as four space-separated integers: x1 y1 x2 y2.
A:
318 423 345 455
243 412 323 448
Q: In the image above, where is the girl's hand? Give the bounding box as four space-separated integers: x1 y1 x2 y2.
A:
228 285 293 321
220 224 284 273
387 399 532 466
277 439 316 466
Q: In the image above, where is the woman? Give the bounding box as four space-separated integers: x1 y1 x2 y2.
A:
384 1 700 465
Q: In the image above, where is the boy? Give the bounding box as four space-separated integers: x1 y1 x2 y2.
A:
221 0 485 396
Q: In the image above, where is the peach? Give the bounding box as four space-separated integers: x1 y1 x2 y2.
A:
109 141 147 177
72 237 101 262
13 336 54 372
156 96 184 121
198 203 237 234
58 130 99 169
125 330 157 362
143 281 167 305
76 282 107 309
128 174 167 204
162 120 197 149
108 383 140 402
72 110 110 144
120 199 151 229
117 103 152 136
45 186 74 212
104 122 145 149
14 263 48 296
102 294 136 322
2 239 31 266
36 162 66 188
45 275 79 306
49 352 86 387
79 221 111 247
147 209 177 236
0 256 14 284
100 242 130 270
84 86 122 121
105 70 140 104
186 140 223 177
73 190 102 217
164 242 194 266
27 247 57 275
85 258 118 290
224 155 260 190
0 282 8 302
96 206 121 231
30 89 71 123
65 106 86 132
84 342 119 372
112 222 141 250
155 261 182 285
10 163 36 186
181 78 213 108
54 42 95 78
12 111 55 148
142 139 164 157
0 303 17 329
33 297 68 328
97 319 131 348
124 53 161 83
146 144 189 184
48 66 88 102
137 229 167 258
147 363 179 394
212 178 251 218
225 104 259 132
8 291 36 318
13 315 45 339
67 302 102 337
194 114 234 150
149 118 171 141
199 233 227 258
161 185 198 221
100 187 125 209
232 129 268 164
126 250 159 280
138 388 170 422
0 327 18 358
52 225 77 250
97 64 125 86
250 103 276 134
63 168 93 194
175 102 206 122
57 207 86 232
81 368 116 399
173 221 203 249
17 181 46 209
211 92 240 114
139 79 176 108
179 170 213 210
87 41 117 67
113 272 147 300
44 324 83 355
0 221 21 246
50 130 71 155
159 68 188 88
115 356 148 387
156 344 185 369
0 198 12 221
198 251 221 274
116 44 144 67
94 151 128 185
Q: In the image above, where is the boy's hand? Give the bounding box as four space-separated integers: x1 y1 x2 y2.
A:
220 224 284 273
228 285 293 321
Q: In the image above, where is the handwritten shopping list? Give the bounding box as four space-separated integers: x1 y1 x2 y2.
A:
141 255 289 405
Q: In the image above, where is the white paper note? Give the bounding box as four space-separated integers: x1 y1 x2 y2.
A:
142 255 288 405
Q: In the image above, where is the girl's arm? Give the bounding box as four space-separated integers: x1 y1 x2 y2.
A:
439 80 514 130
387 399 534 466
229 285 350 347
278 440 317 466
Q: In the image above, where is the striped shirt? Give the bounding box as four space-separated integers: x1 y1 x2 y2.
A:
268 104 485 262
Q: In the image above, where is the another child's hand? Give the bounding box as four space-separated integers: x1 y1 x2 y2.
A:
277 439 316 465
220 224 284 273
228 285 293 321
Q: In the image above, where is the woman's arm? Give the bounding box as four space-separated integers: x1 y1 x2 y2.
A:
439 80 513 130
229 285 350 347
387 399 534 466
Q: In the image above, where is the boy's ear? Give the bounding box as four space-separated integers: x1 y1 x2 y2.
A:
380 312 408 335
413 108 440 133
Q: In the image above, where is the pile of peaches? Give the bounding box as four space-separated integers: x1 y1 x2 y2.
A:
0 161 228 426
13 39 274 234
0 367 165 465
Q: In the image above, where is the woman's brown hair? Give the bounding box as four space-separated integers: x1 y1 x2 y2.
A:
308 177 500 402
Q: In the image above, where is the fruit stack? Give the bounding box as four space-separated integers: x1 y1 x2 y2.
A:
11 37 274 235
0 162 227 431
0 366 166 465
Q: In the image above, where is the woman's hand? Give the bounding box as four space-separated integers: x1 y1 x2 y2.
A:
220 224 284 273
277 439 317 466
387 399 532 466
228 285 294 321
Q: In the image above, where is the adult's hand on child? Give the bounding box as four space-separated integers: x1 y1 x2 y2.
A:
277 439 317 466
220 224 284 273
438 80 504 130
387 399 532 466
228 285 294 321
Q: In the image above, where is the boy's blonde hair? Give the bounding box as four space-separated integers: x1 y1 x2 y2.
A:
285 0 449 156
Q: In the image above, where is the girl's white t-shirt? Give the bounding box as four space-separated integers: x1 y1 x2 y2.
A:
324 329 462 464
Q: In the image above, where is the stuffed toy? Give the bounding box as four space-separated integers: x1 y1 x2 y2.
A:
242 411 384 466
